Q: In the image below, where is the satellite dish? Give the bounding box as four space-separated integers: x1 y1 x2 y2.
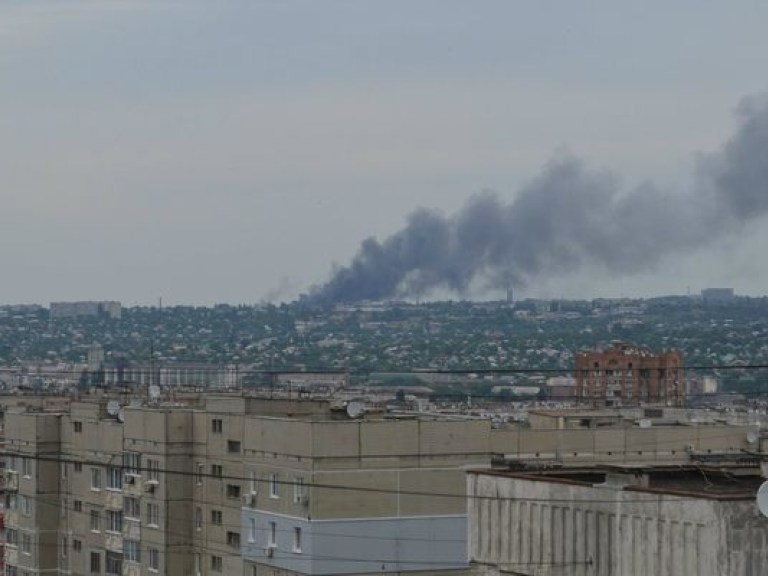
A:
757 481 768 518
106 400 120 417
346 401 365 419
747 430 759 444
117 408 125 423
149 385 161 401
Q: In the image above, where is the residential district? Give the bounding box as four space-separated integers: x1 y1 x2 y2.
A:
0 293 767 575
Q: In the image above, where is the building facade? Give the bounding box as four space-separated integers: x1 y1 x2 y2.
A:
2 395 490 576
574 342 684 407
468 466 768 576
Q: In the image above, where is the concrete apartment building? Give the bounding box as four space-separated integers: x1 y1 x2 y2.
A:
2 395 491 576
574 342 684 407
1 393 764 576
468 465 768 576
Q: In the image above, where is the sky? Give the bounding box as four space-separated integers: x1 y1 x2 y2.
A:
1 0 768 305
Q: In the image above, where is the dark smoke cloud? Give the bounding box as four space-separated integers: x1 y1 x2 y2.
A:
309 95 768 304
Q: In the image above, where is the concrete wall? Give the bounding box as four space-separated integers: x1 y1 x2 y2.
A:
468 472 768 576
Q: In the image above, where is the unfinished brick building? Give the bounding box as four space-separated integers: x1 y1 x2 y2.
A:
575 341 684 406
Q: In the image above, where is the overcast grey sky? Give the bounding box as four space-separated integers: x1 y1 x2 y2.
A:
2 1 767 305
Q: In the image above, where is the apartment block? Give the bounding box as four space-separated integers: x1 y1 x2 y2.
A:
574 342 684 406
2 395 491 576
3 393 760 576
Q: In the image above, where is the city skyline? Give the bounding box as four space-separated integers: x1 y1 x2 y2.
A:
2 1 768 305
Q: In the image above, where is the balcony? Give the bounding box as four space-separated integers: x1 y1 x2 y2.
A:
105 490 123 510
123 518 141 541
122 474 142 496
5 471 18 491
122 562 141 576
5 509 18 527
105 532 123 553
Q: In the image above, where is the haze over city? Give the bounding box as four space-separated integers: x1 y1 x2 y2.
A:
2 1 768 305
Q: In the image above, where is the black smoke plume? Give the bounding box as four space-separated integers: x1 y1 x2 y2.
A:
309 95 768 304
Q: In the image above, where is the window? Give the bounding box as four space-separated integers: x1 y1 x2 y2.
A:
74 500 83 512
7 455 17 472
90 510 101 532
293 477 305 503
195 506 202 530
148 548 159 572
249 470 258 494
74 421 83 433
293 527 302 553
124 497 140 519
106 466 122 490
91 468 102 490
21 533 31 555
196 463 204 485
211 418 223 433
21 457 31 478
7 494 17 510
226 484 241 499
123 452 141 476
20 495 31 516
211 464 223 478
227 440 241 453
73 539 82 553
6 528 18 546
106 510 123 533
124 540 140 562
249 517 257 543
146 503 160 527
211 555 223 573
268 521 277 547
211 510 222 525
146 459 160 482
270 473 279 498
90 551 101 574
74 461 83 473
106 551 122 575
6 566 17 576
61 536 68 559
226 531 240 548
195 553 202 576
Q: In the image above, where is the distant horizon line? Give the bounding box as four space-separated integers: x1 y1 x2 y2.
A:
3 290 766 310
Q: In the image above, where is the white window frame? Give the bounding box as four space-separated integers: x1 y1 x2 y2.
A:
269 473 279 498
293 527 302 553
268 521 277 548
90 467 102 491
293 477 305 503
146 503 160 527
249 517 257 543
148 548 159 572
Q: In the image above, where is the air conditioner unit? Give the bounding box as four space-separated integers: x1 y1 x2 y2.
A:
264 546 274 558
123 475 136 485
144 483 156 494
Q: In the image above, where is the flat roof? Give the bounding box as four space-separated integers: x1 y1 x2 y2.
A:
470 465 765 501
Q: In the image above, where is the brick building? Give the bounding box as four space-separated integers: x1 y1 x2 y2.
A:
575 341 684 406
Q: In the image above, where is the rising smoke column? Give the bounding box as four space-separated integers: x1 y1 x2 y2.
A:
310 95 768 304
